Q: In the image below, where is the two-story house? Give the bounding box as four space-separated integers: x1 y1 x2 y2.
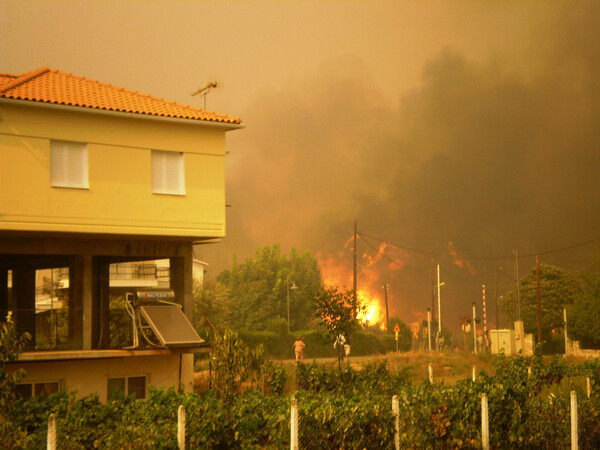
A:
0 68 241 401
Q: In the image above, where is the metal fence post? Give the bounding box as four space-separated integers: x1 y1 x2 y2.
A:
428 363 434 384
571 390 578 450
392 395 400 450
291 396 298 450
481 393 489 450
178 405 186 450
47 413 56 450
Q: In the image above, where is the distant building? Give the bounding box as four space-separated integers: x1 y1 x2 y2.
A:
0 68 241 401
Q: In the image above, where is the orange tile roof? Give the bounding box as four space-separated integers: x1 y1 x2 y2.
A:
0 67 241 125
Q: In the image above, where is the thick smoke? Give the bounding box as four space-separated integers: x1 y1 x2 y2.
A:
198 3 600 329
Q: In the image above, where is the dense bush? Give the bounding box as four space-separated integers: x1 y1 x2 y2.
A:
4 315 600 449
295 360 413 396
3 357 600 448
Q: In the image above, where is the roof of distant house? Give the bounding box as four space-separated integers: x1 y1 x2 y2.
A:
0 67 241 125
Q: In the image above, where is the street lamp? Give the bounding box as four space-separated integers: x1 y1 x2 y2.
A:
287 275 298 333
435 264 446 351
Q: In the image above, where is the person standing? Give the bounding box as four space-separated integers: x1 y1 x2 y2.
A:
294 335 305 362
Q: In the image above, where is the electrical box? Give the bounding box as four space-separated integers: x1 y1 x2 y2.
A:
490 329 516 355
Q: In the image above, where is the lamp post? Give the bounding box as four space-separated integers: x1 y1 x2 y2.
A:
287 275 298 333
435 264 446 351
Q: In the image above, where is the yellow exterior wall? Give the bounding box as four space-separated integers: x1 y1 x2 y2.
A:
10 353 190 402
0 102 230 238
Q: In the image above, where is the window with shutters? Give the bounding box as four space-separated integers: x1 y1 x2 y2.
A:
50 140 89 189
151 150 185 195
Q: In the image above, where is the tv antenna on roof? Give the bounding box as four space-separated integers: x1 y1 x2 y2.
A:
191 81 220 109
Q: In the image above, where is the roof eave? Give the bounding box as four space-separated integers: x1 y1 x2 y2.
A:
0 97 244 131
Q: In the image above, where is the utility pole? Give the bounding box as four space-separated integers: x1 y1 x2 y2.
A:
353 221 357 304
427 308 432 353
431 262 436 323
495 266 501 352
437 264 442 346
473 302 478 354
564 308 569 357
383 283 389 331
536 255 542 346
482 284 487 350
513 250 521 321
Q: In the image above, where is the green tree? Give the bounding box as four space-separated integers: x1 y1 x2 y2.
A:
1 315 30 444
568 258 600 347
214 245 321 331
312 286 366 367
500 264 581 350
210 329 258 403
192 279 231 333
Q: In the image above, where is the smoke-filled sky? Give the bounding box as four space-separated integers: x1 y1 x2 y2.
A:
3 1 599 330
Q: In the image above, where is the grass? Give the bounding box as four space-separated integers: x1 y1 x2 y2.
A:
194 350 498 394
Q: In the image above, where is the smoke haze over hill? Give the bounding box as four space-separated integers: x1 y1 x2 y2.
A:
198 2 600 329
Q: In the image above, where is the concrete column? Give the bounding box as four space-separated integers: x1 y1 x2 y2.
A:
68 257 84 349
0 269 8 321
13 266 36 345
92 258 110 349
170 246 193 318
82 255 93 350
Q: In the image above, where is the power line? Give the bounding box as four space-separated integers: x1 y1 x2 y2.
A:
359 233 431 272
358 231 600 262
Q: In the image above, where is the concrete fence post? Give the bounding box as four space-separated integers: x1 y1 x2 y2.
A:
472 365 477 383
428 363 434 384
177 405 186 450
481 393 489 450
291 396 298 450
587 377 591 399
47 413 56 450
392 395 400 450
571 390 578 450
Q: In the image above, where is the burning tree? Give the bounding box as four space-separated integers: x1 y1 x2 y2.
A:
312 286 366 367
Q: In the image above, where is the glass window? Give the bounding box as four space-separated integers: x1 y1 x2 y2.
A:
50 140 89 189
127 376 147 400
107 377 126 401
151 150 185 195
15 383 33 400
35 267 69 350
16 381 59 400
107 376 146 401
34 382 59 398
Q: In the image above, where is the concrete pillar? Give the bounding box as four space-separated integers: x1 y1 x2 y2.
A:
170 248 193 318
68 257 84 349
13 265 36 345
92 258 110 349
0 269 8 321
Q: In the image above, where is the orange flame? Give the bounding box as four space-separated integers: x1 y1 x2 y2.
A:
316 236 410 330
447 242 476 276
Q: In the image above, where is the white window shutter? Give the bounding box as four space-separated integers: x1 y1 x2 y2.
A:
50 141 67 186
67 144 86 186
152 150 166 192
152 150 184 195
50 141 88 188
